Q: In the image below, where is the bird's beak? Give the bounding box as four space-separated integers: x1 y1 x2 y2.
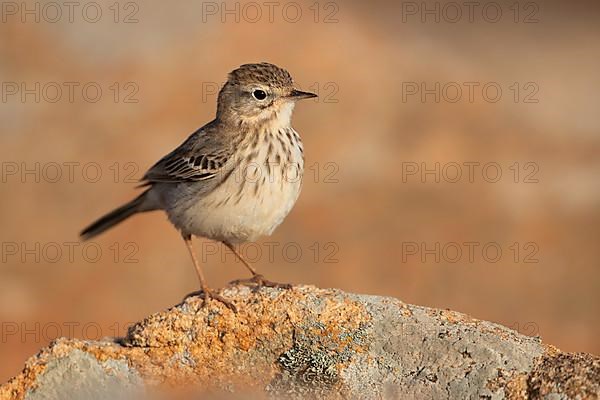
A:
288 89 318 100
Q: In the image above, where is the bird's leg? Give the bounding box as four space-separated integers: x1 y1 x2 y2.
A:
225 242 292 290
181 234 236 311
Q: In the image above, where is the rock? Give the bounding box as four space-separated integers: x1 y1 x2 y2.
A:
1 285 598 399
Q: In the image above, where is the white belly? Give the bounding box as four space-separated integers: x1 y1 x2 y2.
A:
166 132 304 243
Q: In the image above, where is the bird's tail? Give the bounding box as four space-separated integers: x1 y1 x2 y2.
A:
80 189 154 240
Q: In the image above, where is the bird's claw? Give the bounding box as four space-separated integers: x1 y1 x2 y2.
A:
183 288 237 312
229 274 292 291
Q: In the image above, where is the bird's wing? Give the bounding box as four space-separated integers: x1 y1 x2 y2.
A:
140 123 234 185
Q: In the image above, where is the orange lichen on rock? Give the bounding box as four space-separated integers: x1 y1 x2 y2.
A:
1 285 598 400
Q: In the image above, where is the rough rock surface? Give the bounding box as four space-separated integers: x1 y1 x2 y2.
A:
1 285 598 399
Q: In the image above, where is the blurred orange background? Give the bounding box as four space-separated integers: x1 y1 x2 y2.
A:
1 0 599 382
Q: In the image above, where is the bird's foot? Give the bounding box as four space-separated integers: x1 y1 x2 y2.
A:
183 288 237 312
229 274 292 291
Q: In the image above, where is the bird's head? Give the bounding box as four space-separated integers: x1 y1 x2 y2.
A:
216 62 316 127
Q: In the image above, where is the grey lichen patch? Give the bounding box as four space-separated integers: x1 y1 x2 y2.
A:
267 321 369 398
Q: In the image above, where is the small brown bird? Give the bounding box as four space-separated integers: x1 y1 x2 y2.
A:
81 63 316 311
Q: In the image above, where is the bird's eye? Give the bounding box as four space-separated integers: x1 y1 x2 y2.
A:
252 89 267 100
